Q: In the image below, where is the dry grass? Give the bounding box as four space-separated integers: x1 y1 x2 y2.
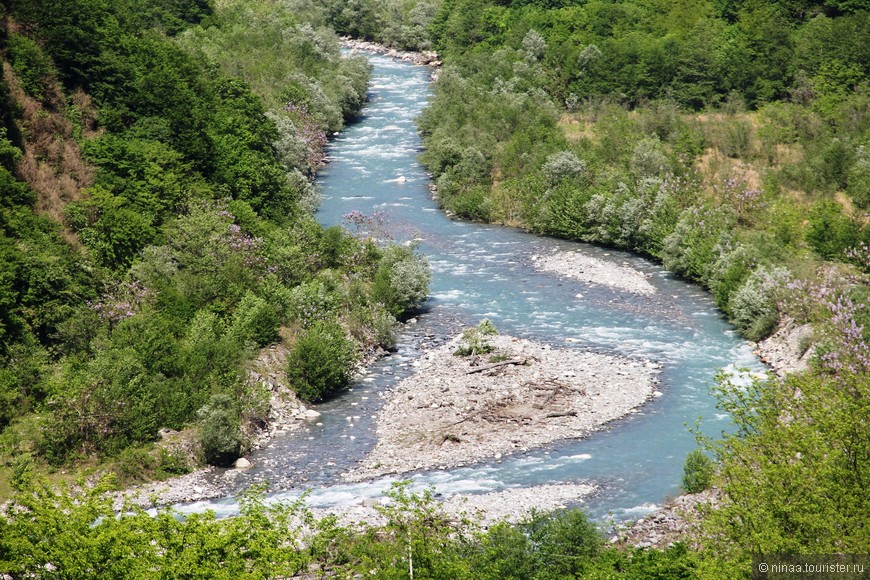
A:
3 60 95 242
558 113 596 142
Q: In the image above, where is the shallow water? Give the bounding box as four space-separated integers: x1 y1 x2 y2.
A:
189 54 763 523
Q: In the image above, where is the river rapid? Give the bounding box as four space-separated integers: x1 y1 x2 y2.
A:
184 54 763 525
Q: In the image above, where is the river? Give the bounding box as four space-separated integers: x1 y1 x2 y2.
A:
184 54 762 524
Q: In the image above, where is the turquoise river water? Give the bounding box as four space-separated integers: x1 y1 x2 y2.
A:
183 54 763 524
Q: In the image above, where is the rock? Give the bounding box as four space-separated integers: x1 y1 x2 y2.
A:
234 458 252 469
304 409 321 419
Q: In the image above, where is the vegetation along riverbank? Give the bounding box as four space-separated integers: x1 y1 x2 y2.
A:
0 0 868 577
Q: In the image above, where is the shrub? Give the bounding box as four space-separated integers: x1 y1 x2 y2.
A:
113 446 158 485
156 447 192 478
682 449 715 493
522 509 602 577
629 137 670 179
847 146 870 209
346 302 399 349
542 151 586 185
197 394 243 467
447 186 491 221
7 33 56 101
229 292 279 346
288 279 340 328
287 321 357 403
372 244 431 318
805 200 860 260
10 452 35 492
728 266 788 341
454 319 498 356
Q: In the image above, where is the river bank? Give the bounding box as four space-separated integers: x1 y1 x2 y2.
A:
114 342 391 509
615 317 813 549
346 333 660 481
115 45 765 528
311 483 596 529
340 37 440 68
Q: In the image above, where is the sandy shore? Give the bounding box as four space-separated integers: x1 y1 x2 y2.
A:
532 250 657 296
346 334 660 481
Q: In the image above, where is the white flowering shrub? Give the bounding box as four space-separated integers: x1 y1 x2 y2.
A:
728 266 789 341
542 151 586 185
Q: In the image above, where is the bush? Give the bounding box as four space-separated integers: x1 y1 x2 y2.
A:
197 394 243 467
629 137 670 178
346 302 398 349
542 151 586 185
230 291 279 346
454 319 498 356
372 244 431 318
10 452 35 492
521 509 602 577
288 279 339 328
727 266 787 341
287 321 357 403
682 449 714 494
847 146 870 209
7 33 56 101
113 446 159 485
805 200 860 260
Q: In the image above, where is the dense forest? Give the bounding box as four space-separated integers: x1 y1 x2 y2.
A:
1 0 869 577
0 0 428 489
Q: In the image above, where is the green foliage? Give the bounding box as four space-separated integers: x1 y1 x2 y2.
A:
805 200 860 260
727 266 787 341
542 150 586 185
372 243 431 318
681 449 714 494
522 509 602 577
9 453 34 492
702 369 870 571
454 318 499 356
0 479 312 577
229 291 279 347
197 393 244 467
0 471 704 577
6 33 57 101
113 445 160 484
0 0 388 482
287 320 358 403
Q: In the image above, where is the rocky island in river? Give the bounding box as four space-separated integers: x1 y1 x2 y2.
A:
347 331 661 481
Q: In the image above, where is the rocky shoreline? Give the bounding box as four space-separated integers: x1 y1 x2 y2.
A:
754 317 813 375
532 250 657 296
313 483 596 529
114 342 390 509
340 37 441 69
614 489 719 550
346 333 660 481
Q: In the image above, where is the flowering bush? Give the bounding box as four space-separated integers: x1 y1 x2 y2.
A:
728 266 789 341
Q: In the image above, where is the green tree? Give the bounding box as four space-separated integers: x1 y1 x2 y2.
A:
287 320 358 402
